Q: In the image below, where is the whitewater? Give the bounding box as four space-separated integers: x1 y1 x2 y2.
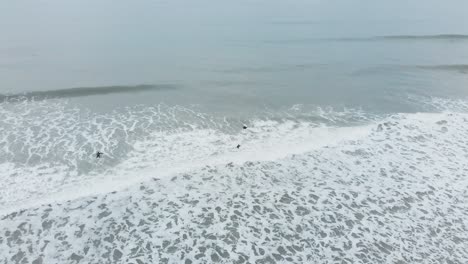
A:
1 96 467 263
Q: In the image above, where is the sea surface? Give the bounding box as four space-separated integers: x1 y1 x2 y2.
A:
1 1 468 263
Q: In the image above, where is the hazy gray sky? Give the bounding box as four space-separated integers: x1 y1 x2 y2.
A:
2 0 468 26
2 0 468 48
1 0 468 93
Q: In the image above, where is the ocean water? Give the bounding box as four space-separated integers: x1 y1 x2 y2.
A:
1 1 468 263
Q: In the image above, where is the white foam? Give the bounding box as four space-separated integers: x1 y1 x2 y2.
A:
0 118 372 215
1 108 467 263
1 97 467 217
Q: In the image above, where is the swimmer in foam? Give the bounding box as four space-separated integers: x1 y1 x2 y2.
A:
96 151 103 159
236 125 247 148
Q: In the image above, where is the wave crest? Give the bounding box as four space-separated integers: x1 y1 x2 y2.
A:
0 84 177 102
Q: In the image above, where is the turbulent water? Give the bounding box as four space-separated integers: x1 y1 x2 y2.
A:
2 1 468 263
1 97 468 263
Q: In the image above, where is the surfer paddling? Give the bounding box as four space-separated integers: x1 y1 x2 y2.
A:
96 151 103 159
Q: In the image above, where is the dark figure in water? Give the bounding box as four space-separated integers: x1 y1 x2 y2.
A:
243 125 247 129
236 144 241 149
96 151 103 158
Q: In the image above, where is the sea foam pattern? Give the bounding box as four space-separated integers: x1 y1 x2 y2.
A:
0 100 371 212
1 111 467 263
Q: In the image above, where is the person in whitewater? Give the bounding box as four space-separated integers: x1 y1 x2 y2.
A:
96 151 103 158
237 125 247 149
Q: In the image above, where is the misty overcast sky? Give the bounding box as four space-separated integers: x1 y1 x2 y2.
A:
1 0 468 93
2 0 468 30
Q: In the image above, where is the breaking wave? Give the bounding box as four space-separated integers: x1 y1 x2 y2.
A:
0 84 176 102
416 64 468 74
334 34 468 41
378 34 468 40
352 64 468 76
267 34 468 44
0 99 375 211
